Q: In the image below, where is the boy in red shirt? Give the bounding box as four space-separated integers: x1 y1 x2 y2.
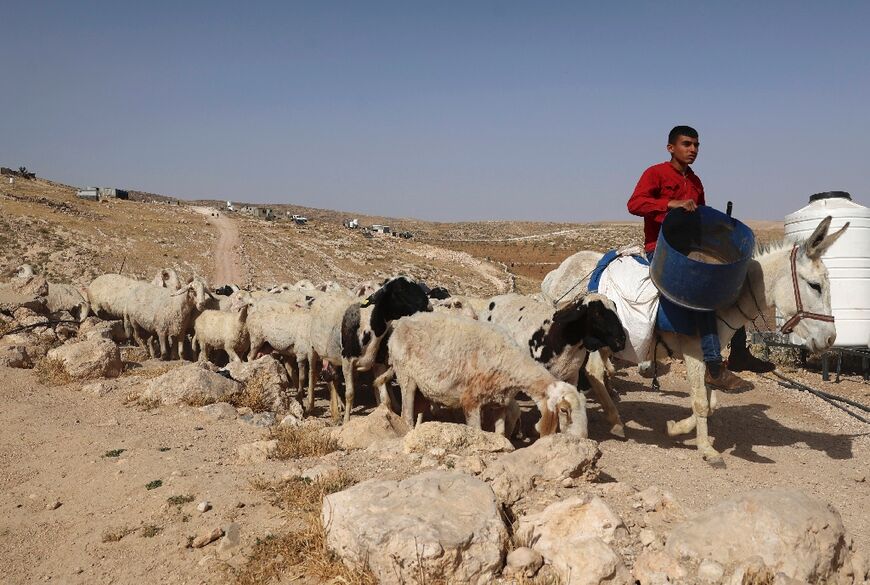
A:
628 126 765 390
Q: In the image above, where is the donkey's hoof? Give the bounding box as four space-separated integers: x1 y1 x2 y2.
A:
609 424 626 439
666 420 678 437
702 451 726 468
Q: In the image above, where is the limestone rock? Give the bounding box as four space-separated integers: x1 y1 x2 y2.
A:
402 421 514 456
481 435 600 503
141 363 242 406
47 338 122 379
506 547 544 577
236 440 278 464
323 471 508 584
225 355 289 412
238 410 276 427
82 381 110 397
633 550 689 585
0 275 48 313
535 534 630 585
78 318 126 342
664 489 853 584
517 495 627 546
198 402 238 420
333 405 410 450
0 343 32 368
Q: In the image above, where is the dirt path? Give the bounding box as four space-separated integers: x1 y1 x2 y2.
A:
191 207 244 285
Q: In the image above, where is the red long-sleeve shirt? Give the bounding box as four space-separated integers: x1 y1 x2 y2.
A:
627 161 705 252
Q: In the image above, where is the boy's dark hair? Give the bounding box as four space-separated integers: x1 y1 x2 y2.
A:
668 125 698 144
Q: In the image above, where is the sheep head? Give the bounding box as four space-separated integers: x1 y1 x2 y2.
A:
361 276 433 336
536 381 588 438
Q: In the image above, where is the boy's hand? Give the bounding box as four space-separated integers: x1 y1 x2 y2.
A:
667 199 698 212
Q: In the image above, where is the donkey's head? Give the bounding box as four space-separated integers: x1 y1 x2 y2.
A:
770 216 848 353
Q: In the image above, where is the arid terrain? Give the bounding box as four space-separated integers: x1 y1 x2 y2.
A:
1 175 868 585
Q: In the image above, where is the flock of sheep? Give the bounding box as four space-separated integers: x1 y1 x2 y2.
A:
29 262 630 440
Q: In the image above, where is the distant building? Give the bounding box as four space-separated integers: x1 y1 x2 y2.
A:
370 224 391 234
343 218 359 229
76 187 128 201
287 213 308 224
240 206 275 220
226 201 235 212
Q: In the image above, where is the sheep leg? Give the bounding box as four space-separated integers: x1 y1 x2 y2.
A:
586 352 625 438
306 349 320 414
328 379 341 423
398 374 419 428
247 336 262 362
465 404 482 430
226 347 242 363
371 364 395 412
493 407 507 436
341 358 356 424
296 354 308 400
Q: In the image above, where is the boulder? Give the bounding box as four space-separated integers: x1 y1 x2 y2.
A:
78 317 127 343
225 355 289 412
323 471 508 584
633 550 689 585
481 435 600 503
0 275 48 313
661 489 854 584
505 547 544 578
141 363 242 406
402 421 514 456
198 402 239 420
333 405 410 450
47 338 122 379
0 343 32 368
3 333 48 359
517 495 627 546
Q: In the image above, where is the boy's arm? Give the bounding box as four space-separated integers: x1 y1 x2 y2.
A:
627 168 669 221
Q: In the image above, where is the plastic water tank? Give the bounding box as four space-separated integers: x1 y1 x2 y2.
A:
783 191 870 347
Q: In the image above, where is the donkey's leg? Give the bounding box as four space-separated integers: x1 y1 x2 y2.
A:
683 346 724 466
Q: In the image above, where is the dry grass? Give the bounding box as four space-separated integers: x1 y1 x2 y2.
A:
119 362 176 380
124 391 161 411
267 425 338 460
33 357 72 386
228 372 274 412
101 525 136 543
233 471 376 585
180 391 217 408
139 524 162 538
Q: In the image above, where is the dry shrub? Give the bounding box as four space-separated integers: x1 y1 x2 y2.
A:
139 524 162 538
181 391 217 408
228 371 274 412
233 472 376 585
33 357 71 386
268 425 338 460
120 363 175 380
124 391 161 411
101 525 136 543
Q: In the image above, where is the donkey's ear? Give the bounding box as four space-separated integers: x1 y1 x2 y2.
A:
805 216 849 260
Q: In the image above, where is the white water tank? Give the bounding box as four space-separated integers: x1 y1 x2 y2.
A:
783 191 870 347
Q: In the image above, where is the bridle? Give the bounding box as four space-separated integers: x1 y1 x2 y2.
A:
779 246 835 335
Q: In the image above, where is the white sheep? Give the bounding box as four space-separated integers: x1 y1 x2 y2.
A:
151 268 181 290
192 295 253 363
478 292 627 436
47 282 91 323
307 276 431 423
125 279 210 360
386 311 588 437
432 297 479 320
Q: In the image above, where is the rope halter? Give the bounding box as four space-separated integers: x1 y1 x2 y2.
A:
779 246 835 335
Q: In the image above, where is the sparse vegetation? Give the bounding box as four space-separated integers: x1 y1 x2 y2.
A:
268 425 338 460
103 449 125 458
252 471 355 514
34 357 71 386
166 494 195 507
145 480 163 490
228 372 273 412
101 525 136 543
139 524 163 538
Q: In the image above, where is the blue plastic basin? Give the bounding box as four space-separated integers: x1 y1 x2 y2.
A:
650 206 756 311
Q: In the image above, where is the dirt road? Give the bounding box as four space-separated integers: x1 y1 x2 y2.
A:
191 207 244 285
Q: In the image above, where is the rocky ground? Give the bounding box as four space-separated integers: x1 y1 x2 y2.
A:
1 174 868 585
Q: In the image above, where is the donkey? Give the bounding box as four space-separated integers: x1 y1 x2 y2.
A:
549 216 847 466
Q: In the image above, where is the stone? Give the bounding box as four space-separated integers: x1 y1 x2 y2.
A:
546 536 630 585
47 338 122 379
632 485 677 513
301 463 340 482
323 471 508 584
697 559 725 583
633 550 689 585
458 455 486 475
217 522 240 552
481 435 600 504
639 528 656 547
333 405 410 450
78 318 127 343
0 275 48 313
225 355 289 412
403 422 514 457
279 413 302 427
46 500 62 510
506 547 543 577
191 527 224 548
197 501 211 513
141 363 242 406
665 489 854 584
517 495 627 547
238 411 276 428
0 343 32 368
198 402 238 420
236 440 278 464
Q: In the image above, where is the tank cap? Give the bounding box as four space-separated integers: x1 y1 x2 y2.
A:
809 191 851 202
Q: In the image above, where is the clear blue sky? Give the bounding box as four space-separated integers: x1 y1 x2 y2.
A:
3 1 868 221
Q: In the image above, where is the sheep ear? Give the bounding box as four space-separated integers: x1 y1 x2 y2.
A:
537 403 559 436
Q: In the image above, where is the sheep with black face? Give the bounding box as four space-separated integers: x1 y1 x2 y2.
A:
307 276 432 422
479 292 627 436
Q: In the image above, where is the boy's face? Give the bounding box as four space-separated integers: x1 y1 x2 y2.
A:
667 135 699 166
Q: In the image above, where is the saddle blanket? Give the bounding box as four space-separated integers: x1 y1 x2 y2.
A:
589 247 697 363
